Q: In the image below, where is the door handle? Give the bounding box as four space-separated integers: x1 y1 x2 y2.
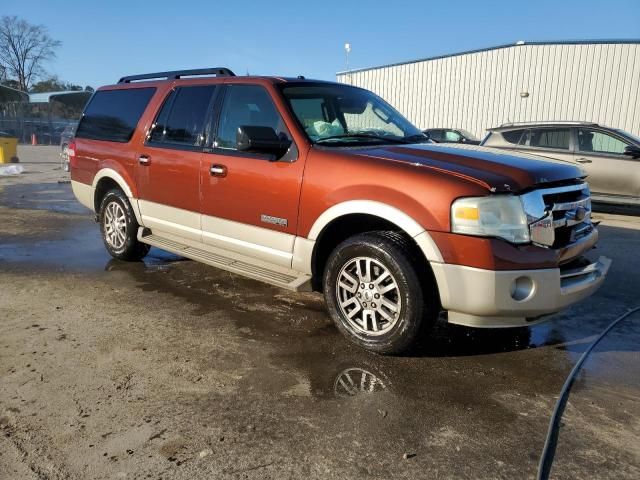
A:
576 157 592 164
139 155 151 166
210 164 227 177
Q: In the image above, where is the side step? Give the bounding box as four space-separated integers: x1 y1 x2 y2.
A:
138 230 312 292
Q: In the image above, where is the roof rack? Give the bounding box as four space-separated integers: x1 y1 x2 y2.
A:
498 120 599 128
118 67 235 84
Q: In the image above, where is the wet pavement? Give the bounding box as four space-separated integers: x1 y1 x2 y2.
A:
0 179 639 479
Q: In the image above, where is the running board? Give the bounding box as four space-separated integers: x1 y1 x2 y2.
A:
138 230 312 292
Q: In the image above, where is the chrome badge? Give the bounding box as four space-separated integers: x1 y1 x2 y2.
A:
261 214 288 227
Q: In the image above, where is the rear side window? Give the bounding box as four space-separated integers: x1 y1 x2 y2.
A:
76 88 155 142
147 86 217 147
529 128 570 150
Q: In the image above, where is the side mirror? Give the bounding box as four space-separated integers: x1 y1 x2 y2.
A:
623 145 640 159
237 126 291 159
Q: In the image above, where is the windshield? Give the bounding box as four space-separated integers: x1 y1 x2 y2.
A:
614 128 640 144
279 83 427 145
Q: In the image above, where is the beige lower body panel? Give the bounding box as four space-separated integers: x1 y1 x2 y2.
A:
71 180 94 212
138 229 311 292
432 257 611 328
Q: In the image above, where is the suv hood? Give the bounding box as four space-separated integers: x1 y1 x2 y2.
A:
353 143 584 193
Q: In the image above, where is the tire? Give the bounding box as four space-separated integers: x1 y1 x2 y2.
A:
98 189 150 261
323 231 438 355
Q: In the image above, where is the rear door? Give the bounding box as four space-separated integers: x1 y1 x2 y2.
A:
521 127 575 164
574 127 639 198
136 85 218 242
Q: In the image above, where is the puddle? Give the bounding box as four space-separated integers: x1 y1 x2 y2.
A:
0 219 183 273
0 182 90 215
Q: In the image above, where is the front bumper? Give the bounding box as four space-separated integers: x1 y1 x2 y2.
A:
431 256 611 328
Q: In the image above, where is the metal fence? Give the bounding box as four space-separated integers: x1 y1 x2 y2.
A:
0 118 78 145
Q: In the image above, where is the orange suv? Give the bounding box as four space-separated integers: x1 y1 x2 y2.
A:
69 68 610 354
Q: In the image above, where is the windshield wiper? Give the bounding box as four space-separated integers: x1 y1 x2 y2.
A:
315 134 408 144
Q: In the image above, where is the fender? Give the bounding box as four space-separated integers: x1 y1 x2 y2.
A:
306 200 444 263
92 168 143 224
92 167 136 199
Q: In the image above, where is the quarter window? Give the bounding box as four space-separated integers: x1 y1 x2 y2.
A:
147 86 216 147
216 85 289 150
501 129 525 145
529 128 570 150
76 88 155 143
577 129 630 155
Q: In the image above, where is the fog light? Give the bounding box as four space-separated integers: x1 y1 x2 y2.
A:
510 276 535 301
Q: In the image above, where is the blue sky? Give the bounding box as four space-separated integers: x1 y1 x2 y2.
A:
3 0 640 89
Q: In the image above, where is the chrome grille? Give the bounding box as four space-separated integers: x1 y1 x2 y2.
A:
521 183 593 248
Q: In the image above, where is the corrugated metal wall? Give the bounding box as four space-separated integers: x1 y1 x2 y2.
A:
337 42 640 139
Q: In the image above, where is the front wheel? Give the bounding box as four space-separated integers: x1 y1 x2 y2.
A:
98 189 150 261
323 231 437 355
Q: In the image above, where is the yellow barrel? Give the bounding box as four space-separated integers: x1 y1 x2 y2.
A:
0 136 18 163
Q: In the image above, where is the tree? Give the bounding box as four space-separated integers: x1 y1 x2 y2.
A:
0 16 61 92
30 76 65 93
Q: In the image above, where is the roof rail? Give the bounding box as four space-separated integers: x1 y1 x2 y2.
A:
118 67 235 84
498 120 599 127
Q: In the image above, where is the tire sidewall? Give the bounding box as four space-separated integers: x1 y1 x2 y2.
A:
98 190 140 260
323 235 424 354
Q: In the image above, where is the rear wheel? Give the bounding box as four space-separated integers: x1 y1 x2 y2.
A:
98 189 149 261
323 231 437 355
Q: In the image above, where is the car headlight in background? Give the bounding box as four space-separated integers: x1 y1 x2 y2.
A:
451 195 530 244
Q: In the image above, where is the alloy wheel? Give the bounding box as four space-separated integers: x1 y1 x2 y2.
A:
336 256 402 336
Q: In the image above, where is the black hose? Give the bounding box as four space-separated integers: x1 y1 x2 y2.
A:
537 306 640 479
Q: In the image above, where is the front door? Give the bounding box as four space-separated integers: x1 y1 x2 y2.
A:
574 127 639 199
136 85 218 242
200 84 305 268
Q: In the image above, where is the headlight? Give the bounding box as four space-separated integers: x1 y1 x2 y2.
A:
451 195 530 244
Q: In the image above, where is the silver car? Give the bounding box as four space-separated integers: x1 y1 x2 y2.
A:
482 121 640 206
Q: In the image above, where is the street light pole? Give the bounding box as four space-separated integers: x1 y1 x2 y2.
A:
344 42 351 73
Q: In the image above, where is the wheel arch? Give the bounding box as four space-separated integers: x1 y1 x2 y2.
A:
92 168 142 223
306 201 443 291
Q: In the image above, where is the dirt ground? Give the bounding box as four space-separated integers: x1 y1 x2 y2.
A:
1 146 639 479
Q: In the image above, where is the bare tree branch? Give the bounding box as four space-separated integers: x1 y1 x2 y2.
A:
0 16 61 91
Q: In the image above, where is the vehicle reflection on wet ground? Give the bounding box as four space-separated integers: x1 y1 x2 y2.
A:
1 182 638 479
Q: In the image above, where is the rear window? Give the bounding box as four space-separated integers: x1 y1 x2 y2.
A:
76 88 156 143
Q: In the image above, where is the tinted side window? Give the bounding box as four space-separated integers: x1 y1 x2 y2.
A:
76 88 155 143
428 130 443 141
577 129 630 155
444 130 462 142
501 129 525 145
148 86 216 147
530 128 570 150
216 85 288 150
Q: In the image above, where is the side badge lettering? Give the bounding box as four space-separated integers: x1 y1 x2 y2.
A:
261 214 288 227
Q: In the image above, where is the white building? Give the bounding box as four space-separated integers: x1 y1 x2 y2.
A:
337 40 640 139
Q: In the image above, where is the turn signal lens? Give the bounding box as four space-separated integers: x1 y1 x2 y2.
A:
454 206 479 220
